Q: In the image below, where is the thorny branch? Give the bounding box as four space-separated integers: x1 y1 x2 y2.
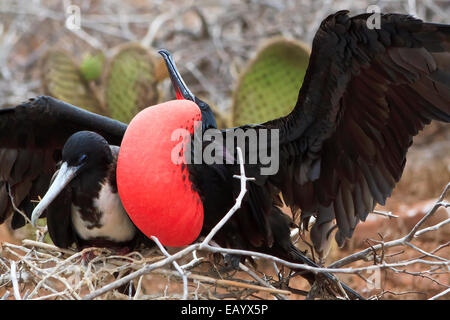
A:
1 156 449 299
329 183 450 269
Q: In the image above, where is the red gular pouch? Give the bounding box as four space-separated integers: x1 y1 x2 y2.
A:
117 100 204 246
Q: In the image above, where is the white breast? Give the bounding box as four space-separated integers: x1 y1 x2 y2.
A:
71 182 136 242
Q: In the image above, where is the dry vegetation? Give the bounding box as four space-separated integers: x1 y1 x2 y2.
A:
0 0 449 300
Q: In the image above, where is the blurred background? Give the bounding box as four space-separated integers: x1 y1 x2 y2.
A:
0 0 449 110
0 0 449 299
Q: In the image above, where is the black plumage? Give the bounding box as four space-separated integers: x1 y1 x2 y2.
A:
159 11 450 298
0 97 150 251
0 11 448 299
199 11 450 256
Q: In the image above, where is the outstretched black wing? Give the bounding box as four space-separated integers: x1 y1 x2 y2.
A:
0 96 127 229
257 11 450 256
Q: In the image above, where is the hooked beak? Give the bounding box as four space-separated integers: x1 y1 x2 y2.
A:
158 49 218 131
31 162 81 227
158 49 196 102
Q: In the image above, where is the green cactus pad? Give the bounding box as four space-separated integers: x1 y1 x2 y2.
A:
80 52 105 81
104 43 159 123
40 49 103 114
232 37 310 126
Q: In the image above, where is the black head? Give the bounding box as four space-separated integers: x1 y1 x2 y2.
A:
193 96 217 131
31 131 113 226
62 131 113 173
158 49 217 131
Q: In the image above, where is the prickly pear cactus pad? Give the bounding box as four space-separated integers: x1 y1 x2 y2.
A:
104 43 159 123
40 49 103 113
80 52 105 82
232 38 310 126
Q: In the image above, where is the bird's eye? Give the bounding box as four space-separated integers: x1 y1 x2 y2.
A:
78 154 87 164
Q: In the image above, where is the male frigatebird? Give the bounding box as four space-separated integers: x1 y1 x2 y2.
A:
153 11 450 256
0 97 151 251
119 11 449 298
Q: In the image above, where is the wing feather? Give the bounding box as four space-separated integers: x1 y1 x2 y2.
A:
0 96 127 228
264 12 450 255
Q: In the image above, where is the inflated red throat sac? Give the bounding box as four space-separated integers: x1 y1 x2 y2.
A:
117 100 203 246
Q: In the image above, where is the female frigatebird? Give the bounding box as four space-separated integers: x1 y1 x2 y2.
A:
0 97 151 251
118 11 450 298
